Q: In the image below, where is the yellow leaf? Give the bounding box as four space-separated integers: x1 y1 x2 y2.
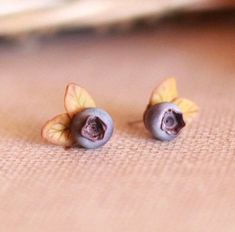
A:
150 77 178 106
173 98 199 123
41 113 73 147
64 83 96 118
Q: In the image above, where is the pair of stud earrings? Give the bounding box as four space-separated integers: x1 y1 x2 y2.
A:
42 78 198 149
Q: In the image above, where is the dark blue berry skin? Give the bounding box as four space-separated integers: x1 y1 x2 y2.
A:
71 108 113 149
144 102 185 141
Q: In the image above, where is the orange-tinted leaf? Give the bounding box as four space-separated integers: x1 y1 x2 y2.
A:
150 77 178 106
173 97 199 123
64 83 96 118
41 113 73 147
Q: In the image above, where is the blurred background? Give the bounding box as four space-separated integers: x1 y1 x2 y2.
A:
0 0 234 38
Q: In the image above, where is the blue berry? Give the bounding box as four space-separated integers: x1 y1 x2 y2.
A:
144 102 185 141
71 108 113 149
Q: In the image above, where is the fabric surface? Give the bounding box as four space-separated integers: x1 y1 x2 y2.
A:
0 20 234 232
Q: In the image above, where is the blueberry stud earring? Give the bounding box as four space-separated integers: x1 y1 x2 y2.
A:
144 78 199 141
42 83 113 149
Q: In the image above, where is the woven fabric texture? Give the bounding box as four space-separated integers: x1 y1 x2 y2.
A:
0 21 234 232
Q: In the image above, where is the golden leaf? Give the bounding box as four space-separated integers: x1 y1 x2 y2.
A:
41 113 73 147
149 77 178 106
64 83 96 118
173 98 199 123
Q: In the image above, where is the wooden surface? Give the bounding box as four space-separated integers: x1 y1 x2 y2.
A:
0 18 234 232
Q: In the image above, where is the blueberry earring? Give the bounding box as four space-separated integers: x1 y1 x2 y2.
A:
42 83 113 149
143 78 199 141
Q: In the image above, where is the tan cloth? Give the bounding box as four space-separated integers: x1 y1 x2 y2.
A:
0 21 234 232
